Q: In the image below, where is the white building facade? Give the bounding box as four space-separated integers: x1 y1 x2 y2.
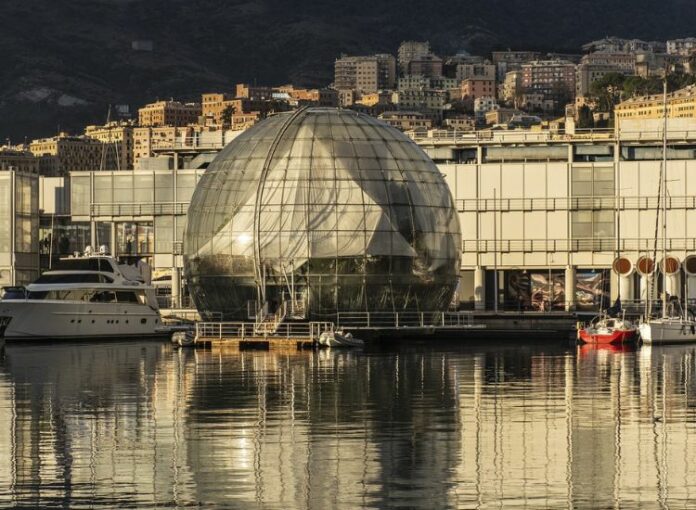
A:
21 120 696 314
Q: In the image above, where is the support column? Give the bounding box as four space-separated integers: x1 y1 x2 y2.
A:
666 273 681 299
90 221 96 250
110 223 117 256
171 266 181 309
565 265 576 312
619 275 634 302
640 276 651 301
474 267 486 311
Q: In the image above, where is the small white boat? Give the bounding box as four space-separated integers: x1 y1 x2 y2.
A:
318 330 364 348
0 251 163 341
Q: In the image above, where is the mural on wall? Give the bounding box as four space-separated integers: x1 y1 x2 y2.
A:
575 269 610 311
530 272 565 311
506 270 565 311
506 269 610 311
507 271 531 310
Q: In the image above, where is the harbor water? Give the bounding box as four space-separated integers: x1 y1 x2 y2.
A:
1 340 696 509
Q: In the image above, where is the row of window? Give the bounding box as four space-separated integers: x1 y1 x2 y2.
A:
25 289 146 304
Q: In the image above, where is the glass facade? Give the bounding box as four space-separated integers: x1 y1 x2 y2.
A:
184 108 461 320
66 169 202 264
0 171 40 286
117 222 154 255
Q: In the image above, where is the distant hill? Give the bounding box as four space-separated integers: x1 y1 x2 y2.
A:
2 0 696 140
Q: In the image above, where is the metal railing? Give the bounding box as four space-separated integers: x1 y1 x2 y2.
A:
91 202 188 216
411 128 617 145
457 195 696 213
331 311 481 329
464 237 696 254
195 321 333 340
151 139 227 151
413 128 696 145
144 128 696 154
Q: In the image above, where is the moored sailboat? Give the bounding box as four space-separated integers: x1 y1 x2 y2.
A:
578 299 637 345
638 78 696 344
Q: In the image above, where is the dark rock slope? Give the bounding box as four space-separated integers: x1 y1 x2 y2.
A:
1 0 695 139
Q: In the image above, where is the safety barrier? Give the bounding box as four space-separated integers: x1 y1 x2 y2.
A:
195 321 333 340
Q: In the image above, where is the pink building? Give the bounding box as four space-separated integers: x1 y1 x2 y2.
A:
461 78 496 106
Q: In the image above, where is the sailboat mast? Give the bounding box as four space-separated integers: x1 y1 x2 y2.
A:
661 78 668 317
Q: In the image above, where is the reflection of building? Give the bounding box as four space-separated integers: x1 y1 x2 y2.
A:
1 335 695 507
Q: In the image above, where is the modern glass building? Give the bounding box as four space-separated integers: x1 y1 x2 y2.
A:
0 170 40 286
184 108 462 320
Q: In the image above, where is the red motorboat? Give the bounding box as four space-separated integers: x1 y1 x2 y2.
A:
578 316 638 345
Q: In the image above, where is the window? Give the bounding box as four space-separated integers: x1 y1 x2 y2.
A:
35 273 113 284
71 175 90 216
117 222 154 255
571 210 615 240
54 258 115 273
89 290 116 303
571 165 614 196
116 291 140 303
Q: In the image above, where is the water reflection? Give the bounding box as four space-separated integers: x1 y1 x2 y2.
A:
0 341 695 508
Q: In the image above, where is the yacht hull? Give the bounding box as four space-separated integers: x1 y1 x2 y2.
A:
639 320 696 344
0 300 163 340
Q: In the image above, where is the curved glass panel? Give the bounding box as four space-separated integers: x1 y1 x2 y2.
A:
184 108 461 320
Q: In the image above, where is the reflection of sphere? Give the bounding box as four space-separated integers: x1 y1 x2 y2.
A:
184 108 461 319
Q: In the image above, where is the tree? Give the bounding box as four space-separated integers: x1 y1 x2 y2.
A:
589 72 626 113
577 105 594 129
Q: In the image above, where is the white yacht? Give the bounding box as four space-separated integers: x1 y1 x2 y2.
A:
0 251 164 340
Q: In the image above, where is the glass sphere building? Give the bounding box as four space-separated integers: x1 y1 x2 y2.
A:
184 108 461 320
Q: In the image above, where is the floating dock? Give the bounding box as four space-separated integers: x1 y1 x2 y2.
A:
185 311 577 350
